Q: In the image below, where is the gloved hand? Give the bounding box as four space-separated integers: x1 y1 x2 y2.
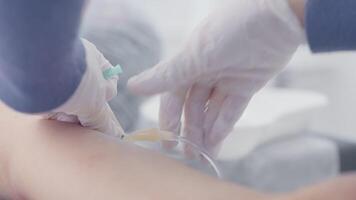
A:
128 0 304 156
45 39 124 136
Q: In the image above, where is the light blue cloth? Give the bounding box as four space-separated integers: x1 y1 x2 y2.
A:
0 0 86 113
306 0 356 52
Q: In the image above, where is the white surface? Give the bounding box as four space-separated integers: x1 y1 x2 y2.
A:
282 47 356 141
141 88 328 160
234 89 327 129
231 136 339 192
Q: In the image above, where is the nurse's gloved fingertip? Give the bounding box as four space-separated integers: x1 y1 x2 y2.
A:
160 122 181 150
128 74 166 96
207 132 220 147
204 132 223 158
184 145 200 160
127 75 146 95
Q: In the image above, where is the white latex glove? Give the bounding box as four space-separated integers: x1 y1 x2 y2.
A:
45 39 124 136
128 0 304 156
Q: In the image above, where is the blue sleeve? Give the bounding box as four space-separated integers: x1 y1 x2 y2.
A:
0 0 86 113
306 0 356 52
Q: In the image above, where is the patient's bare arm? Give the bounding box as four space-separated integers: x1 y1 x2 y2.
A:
0 103 263 200
1 102 356 200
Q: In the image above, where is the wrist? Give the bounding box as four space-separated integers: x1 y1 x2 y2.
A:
289 0 306 26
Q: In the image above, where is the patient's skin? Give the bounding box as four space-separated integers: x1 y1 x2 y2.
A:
0 103 264 200
0 102 356 200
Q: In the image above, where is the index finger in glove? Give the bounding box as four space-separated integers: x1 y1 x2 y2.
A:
128 53 199 96
160 88 188 149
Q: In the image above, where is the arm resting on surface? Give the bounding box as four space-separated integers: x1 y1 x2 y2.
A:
1 103 356 200
0 103 263 200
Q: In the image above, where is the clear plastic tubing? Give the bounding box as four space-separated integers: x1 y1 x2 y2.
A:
121 129 223 179
172 136 223 179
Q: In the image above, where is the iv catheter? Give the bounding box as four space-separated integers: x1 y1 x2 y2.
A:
120 129 223 179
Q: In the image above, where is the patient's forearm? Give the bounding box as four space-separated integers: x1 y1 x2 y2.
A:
2 107 356 200
0 104 263 200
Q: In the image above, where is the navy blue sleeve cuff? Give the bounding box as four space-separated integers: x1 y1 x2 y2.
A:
0 0 86 113
306 0 356 52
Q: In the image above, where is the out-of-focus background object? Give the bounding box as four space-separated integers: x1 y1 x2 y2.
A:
278 47 356 141
82 0 356 193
